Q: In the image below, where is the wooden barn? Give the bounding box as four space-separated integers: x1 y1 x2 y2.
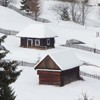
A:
35 50 82 86
16 24 58 49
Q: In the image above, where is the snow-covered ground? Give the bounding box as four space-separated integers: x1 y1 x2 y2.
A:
80 65 100 76
0 6 39 31
73 48 100 67
11 66 100 100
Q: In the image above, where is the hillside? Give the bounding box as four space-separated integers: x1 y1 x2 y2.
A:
11 0 100 27
0 5 39 31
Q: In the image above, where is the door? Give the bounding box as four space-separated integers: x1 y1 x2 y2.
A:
27 39 33 47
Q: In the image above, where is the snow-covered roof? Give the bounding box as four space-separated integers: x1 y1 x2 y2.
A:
35 50 83 71
16 23 58 38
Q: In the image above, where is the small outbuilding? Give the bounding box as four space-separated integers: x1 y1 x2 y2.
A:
66 39 85 44
35 50 82 86
16 24 58 49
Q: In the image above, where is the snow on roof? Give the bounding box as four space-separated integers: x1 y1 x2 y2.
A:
16 23 58 38
35 49 83 71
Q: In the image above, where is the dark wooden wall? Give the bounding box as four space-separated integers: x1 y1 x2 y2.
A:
61 67 80 86
20 37 27 47
20 37 55 49
38 70 62 86
35 55 61 70
37 67 80 86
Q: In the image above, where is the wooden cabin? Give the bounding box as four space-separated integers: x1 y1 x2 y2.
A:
16 24 58 49
35 50 82 86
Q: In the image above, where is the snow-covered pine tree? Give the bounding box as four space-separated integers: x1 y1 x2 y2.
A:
0 83 16 100
0 35 7 45
0 35 22 99
29 0 41 20
20 0 30 13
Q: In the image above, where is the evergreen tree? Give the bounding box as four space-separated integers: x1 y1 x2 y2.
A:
20 0 30 13
29 0 41 20
0 83 16 100
0 35 22 100
0 34 7 45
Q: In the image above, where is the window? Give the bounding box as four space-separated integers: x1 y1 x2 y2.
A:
47 39 50 45
35 39 40 46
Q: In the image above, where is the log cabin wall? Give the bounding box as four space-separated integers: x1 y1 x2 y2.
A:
61 67 80 86
37 70 62 86
20 38 55 48
21 37 27 47
37 67 80 86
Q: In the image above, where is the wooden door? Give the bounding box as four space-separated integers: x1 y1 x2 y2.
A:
27 39 33 47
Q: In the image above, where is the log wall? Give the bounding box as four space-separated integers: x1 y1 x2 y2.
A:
20 38 55 49
37 67 80 86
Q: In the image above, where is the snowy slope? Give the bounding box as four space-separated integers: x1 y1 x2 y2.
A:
0 6 39 31
11 0 100 27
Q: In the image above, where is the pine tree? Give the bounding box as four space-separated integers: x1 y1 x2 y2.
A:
0 83 16 100
0 60 22 85
20 0 30 13
0 35 22 99
29 0 41 20
0 34 7 45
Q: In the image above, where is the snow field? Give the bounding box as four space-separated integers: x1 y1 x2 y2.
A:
11 66 100 100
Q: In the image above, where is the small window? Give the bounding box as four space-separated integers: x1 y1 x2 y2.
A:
35 39 40 46
47 39 50 45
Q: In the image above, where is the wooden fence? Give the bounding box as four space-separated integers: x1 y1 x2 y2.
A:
80 71 100 80
1 59 35 67
83 61 100 68
64 43 100 54
0 27 18 35
18 60 35 67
